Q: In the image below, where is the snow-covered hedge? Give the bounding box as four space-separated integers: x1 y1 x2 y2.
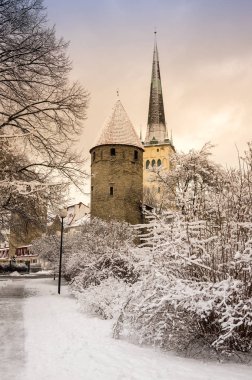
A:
113 212 252 355
74 277 131 319
64 218 140 319
113 144 252 355
64 218 139 284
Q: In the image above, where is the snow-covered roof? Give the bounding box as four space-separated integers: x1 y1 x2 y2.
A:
67 202 89 210
64 214 90 229
91 100 144 151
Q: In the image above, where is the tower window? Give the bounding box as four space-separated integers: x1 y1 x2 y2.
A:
110 186 114 196
134 150 138 160
152 159 156 167
91 186 93 192
157 159 161 167
110 148 116 156
92 151 96 162
146 160 150 169
157 149 159 152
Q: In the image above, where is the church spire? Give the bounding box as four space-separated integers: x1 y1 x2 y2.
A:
145 32 167 144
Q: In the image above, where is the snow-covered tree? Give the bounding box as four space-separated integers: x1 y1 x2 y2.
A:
31 234 60 270
0 0 88 230
114 143 252 356
64 218 138 286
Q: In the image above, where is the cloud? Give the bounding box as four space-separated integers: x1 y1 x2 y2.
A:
44 0 252 168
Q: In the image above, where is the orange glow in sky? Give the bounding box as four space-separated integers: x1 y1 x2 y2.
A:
45 0 252 170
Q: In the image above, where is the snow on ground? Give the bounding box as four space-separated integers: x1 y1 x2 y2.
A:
0 279 11 287
1 278 251 380
9 271 21 276
0 280 26 380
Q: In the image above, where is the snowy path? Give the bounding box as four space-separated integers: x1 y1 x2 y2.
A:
0 278 252 380
0 280 26 380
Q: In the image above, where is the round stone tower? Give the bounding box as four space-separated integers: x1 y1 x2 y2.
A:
90 100 144 225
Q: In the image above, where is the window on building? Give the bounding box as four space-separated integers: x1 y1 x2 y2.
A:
146 160 150 169
157 148 159 152
152 159 156 167
110 148 116 156
91 186 93 192
134 150 138 160
157 159 161 167
93 151 96 161
158 187 161 193
110 186 114 196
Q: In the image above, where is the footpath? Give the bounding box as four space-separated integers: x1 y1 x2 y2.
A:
0 278 251 380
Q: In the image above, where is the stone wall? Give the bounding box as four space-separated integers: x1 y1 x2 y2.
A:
90 144 143 225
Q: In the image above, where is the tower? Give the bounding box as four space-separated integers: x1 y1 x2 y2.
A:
143 34 175 196
90 99 144 224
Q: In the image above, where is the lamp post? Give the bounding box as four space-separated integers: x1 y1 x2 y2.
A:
58 208 67 294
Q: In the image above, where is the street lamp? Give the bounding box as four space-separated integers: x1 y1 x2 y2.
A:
58 208 67 294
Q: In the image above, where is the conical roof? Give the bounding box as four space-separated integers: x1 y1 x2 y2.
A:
92 100 144 150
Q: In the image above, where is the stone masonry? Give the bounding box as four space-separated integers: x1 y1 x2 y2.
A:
90 144 143 225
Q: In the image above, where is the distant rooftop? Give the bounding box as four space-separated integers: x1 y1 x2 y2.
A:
91 100 144 151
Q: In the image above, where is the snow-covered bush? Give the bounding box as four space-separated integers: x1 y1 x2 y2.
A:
114 213 252 354
64 218 138 286
31 235 60 272
74 277 131 319
63 218 140 319
113 273 198 352
32 218 139 293
114 143 252 355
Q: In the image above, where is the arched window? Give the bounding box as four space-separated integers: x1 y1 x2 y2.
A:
134 150 138 160
92 151 96 162
146 160 150 169
157 159 161 167
152 159 156 167
110 148 116 156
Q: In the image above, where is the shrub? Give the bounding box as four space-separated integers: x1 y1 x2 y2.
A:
64 218 138 285
114 143 252 356
73 277 131 319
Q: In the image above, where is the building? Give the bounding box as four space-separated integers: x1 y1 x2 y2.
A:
2 206 46 269
0 245 40 269
47 202 90 236
90 100 144 224
90 35 175 223
143 34 175 198
64 202 90 234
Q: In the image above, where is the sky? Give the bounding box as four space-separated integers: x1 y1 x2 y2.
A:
44 0 252 174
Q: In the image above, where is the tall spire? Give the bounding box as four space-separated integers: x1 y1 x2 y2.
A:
145 32 167 144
